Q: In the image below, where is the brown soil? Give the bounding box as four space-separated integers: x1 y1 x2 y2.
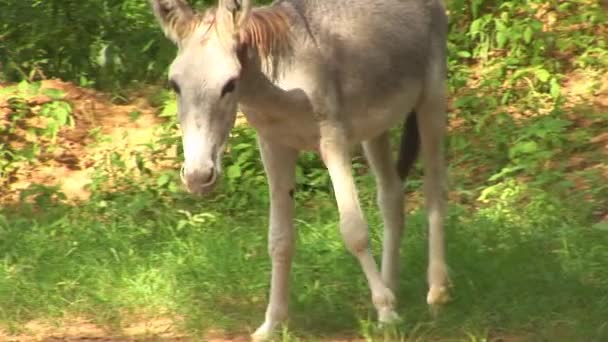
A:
0 79 165 203
0 317 374 342
0 317 187 342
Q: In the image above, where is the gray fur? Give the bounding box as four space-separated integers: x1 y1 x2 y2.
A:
151 0 450 339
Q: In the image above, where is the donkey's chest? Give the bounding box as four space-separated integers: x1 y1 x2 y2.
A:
241 77 422 151
242 100 409 151
243 108 321 150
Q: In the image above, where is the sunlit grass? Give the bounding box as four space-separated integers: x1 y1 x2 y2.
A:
1 1 607 340
1 166 607 340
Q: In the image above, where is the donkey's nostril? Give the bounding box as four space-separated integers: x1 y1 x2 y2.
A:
182 165 218 194
203 167 216 184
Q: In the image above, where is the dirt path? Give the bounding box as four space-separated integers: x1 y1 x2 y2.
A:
0 317 371 342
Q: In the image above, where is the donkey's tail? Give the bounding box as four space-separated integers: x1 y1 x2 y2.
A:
396 111 420 181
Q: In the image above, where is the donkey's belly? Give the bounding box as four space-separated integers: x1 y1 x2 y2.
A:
244 82 422 151
244 109 322 151
346 82 422 143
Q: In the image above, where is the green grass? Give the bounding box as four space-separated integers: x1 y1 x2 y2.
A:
1 0 607 340
1 146 607 341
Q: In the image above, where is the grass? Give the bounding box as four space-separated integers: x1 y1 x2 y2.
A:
1 0 607 340
1 131 607 341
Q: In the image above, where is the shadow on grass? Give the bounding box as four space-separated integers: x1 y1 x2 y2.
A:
1 187 607 341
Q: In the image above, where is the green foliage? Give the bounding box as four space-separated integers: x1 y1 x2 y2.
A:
0 0 274 91
0 81 73 186
446 0 606 203
1 0 607 340
1 161 607 340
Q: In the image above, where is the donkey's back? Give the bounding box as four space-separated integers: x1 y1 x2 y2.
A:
245 0 450 146
285 0 447 110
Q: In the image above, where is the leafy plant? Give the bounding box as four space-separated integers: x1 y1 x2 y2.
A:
0 81 73 185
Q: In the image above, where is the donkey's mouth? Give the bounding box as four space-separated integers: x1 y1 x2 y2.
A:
180 164 219 195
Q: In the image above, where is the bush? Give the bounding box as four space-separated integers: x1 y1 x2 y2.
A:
0 0 261 90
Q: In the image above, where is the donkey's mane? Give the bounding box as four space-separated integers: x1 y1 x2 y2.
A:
192 4 293 79
238 6 292 61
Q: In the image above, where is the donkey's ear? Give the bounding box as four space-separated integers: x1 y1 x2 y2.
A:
217 0 252 31
150 0 196 44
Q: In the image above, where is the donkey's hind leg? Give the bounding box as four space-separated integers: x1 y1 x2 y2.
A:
416 90 450 309
362 132 405 293
320 124 399 324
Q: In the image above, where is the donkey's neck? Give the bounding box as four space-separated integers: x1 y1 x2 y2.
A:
238 60 311 120
235 3 308 122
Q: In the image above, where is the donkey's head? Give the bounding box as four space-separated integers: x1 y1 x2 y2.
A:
150 0 252 195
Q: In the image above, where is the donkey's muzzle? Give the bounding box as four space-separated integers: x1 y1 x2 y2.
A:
181 164 218 195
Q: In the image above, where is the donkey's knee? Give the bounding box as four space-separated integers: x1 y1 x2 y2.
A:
339 212 370 255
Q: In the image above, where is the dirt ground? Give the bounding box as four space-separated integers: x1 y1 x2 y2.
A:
0 317 188 342
0 316 373 342
0 79 165 204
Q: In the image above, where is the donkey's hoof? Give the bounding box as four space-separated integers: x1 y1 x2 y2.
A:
378 307 401 324
427 285 451 306
427 285 451 317
251 331 272 342
251 322 274 342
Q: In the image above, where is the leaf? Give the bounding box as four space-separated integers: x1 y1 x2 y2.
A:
477 183 501 203
128 111 141 122
501 91 511 105
535 68 551 83
457 51 472 58
157 173 171 187
141 39 155 53
495 19 508 32
135 153 146 172
509 141 538 159
550 78 561 99
496 31 508 48
45 121 59 140
295 165 305 184
236 150 253 164
53 106 70 126
160 99 177 118
42 88 65 100
470 19 482 35
0 85 17 96
110 152 126 169
523 26 534 44
17 80 29 94
500 12 509 23
227 164 242 179
96 43 110 67
488 165 525 182
232 143 252 151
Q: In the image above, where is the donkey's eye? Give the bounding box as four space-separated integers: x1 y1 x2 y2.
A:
221 78 237 98
169 80 181 94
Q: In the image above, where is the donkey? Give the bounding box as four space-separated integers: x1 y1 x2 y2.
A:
150 0 450 339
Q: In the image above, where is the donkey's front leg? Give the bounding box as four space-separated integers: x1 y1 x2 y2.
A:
252 137 299 342
320 124 400 324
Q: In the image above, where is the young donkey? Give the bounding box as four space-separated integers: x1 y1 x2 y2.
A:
150 0 450 339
